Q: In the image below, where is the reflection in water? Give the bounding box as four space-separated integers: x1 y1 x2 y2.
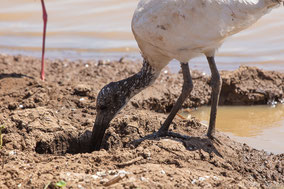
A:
0 0 284 73
190 105 284 154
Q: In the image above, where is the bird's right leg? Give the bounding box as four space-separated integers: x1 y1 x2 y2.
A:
130 62 193 146
206 56 222 143
40 0 48 80
157 62 193 136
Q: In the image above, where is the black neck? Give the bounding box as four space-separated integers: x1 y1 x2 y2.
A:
90 59 159 151
117 58 159 102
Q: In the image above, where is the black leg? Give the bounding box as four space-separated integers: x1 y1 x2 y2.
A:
206 57 222 139
158 62 193 134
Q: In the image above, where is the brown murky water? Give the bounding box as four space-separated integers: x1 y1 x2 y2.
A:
0 0 284 153
190 105 284 154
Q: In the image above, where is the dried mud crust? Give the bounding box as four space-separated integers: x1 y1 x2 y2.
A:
0 54 283 188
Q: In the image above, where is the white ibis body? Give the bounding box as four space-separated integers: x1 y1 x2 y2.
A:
91 0 283 151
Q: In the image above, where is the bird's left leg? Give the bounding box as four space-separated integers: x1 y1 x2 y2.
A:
157 62 193 136
206 56 222 143
40 0 48 80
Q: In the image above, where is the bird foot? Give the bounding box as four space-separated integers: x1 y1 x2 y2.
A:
207 134 222 146
156 130 191 140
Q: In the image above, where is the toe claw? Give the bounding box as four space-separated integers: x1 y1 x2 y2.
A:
207 134 222 145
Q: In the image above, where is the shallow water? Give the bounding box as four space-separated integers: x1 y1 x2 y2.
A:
0 0 284 73
0 0 284 153
190 105 284 154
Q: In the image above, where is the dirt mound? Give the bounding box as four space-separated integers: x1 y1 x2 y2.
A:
220 66 284 105
0 54 283 188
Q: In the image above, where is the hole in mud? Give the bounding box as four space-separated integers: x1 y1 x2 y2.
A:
35 141 52 154
34 131 93 155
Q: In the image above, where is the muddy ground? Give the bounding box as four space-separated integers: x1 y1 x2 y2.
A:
0 54 283 188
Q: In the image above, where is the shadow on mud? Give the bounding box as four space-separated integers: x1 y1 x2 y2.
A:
0 73 33 80
129 132 223 158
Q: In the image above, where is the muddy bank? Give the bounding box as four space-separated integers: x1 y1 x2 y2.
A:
0 54 283 188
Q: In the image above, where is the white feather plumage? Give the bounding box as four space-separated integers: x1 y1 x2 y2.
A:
132 0 281 70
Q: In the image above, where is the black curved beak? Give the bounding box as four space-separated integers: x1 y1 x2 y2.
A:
90 110 113 151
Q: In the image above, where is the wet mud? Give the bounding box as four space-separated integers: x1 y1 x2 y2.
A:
0 54 283 188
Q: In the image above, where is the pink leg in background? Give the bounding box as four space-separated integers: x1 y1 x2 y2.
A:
40 0 47 80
